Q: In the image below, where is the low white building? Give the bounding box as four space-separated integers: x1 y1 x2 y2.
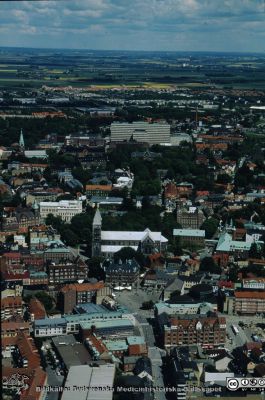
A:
24 150 48 159
61 364 115 400
39 200 82 222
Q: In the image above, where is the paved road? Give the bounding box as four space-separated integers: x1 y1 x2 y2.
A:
41 340 64 400
226 323 249 348
148 347 166 400
115 287 160 315
221 314 264 325
44 364 64 400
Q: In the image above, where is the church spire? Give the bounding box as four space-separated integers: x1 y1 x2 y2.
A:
19 128 25 148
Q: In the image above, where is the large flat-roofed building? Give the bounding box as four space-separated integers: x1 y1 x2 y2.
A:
52 335 92 371
173 229 205 247
34 318 67 337
234 291 265 315
110 121 171 145
80 318 135 340
216 232 252 254
162 315 226 349
39 200 82 222
61 364 115 400
33 308 134 337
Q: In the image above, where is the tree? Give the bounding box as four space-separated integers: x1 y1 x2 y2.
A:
121 197 135 211
170 237 183 256
227 265 239 282
216 173 231 184
114 247 146 268
45 214 63 231
200 257 221 274
69 215 93 247
61 228 79 247
72 167 91 185
249 242 262 259
201 217 219 239
88 257 106 281
35 292 53 312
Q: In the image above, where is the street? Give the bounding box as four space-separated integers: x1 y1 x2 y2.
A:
115 287 160 317
226 323 250 349
148 347 167 400
116 287 167 396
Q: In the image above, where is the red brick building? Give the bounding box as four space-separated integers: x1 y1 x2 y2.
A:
163 316 226 349
58 281 105 314
234 291 265 315
1 296 23 320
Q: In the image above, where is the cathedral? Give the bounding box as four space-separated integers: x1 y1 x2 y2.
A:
92 209 168 258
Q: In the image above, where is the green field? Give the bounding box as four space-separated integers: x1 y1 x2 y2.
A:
0 48 265 91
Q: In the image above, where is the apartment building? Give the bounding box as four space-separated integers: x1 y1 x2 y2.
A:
34 318 67 337
1 296 23 320
163 316 226 349
2 321 30 337
86 184 112 198
110 121 171 145
173 229 206 247
58 281 105 314
234 291 265 315
103 259 140 286
46 260 88 285
176 206 205 229
242 278 265 290
39 200 82 222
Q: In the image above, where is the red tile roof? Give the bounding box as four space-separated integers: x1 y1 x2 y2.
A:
60 281 104 293
235 291 265 299
29 298 46 319
16 332 41 369
3 366 47 400
128 344 148 356
85 334 108 354
85 184 112 191
170 316 226 328
1 296 23 309
2 271 30 280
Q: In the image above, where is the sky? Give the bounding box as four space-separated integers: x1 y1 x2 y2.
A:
0 0 264 53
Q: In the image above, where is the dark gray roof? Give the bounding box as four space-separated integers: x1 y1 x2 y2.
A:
103 259 140 274
134 356 152 377
52 334 92 370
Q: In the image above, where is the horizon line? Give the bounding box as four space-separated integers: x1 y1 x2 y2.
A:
0 45 264 56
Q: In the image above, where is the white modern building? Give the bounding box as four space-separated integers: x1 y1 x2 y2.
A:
24 150 48 159
39 200 82 222
61 364 115 400
110 121 171 145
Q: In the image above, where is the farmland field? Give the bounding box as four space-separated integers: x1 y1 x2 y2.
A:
0 47 265 91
